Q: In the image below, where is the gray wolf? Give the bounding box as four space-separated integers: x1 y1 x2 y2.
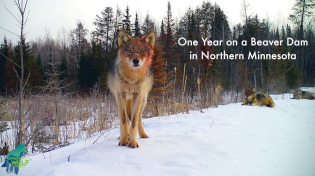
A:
241 88 275 107
108 29 155 148
292 89 315 99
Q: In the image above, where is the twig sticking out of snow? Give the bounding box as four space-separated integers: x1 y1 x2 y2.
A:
93 129 111 144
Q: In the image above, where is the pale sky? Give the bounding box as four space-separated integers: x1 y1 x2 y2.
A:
0 0 295 43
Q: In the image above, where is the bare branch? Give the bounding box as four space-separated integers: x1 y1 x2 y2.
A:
24 0 29 13
3 3 22 25
24 31 30 36
13 67 21 82
16 13 22 21
0 52 21 68
15 23 22 28
13 0 21 12
13 0 19 8
23 72 31 90
24 9 31 26
0 26 19 37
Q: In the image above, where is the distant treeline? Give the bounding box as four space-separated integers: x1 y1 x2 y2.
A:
0 0 314 96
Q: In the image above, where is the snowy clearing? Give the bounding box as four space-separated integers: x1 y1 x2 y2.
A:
1 93 315 176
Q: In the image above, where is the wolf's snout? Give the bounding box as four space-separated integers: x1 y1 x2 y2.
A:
133 58 139 67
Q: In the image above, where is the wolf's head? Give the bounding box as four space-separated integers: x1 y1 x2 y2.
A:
292 88 302 99
117 29 155 69
244 88 256 101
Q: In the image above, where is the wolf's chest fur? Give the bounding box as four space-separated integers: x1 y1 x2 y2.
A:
118 72 142 95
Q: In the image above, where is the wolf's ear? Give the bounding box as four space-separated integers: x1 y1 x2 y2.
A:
252 88 256 92
118 30 132 47
142 32 155 48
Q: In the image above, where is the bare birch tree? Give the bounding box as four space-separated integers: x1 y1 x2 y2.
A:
0 0 30 147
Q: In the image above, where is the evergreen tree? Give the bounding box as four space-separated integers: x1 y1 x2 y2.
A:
59 55 69 81
304 22 315 85
133 13 141 37
151 46 169 116
70 21 89 69
142 13 155 34
92 6 114 64
289 0 315 84
286 60 301 89
27 57 43 92
123 5 132 34
111 5 123 49
289 0 315 40
77 51 94 92
36 53 45 81
0 38 9 92
162 1 177 68
91 41 107 91
1 44 16 94
159 20 166 45
11 38 43 92
13 39 31 83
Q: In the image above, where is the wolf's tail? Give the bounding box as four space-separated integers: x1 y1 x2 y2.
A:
266 94 275 108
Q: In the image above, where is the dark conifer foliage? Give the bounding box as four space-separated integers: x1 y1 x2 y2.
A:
0 1 314 96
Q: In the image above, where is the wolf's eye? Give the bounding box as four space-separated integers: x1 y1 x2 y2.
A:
140 49 146 53
124 48 132 53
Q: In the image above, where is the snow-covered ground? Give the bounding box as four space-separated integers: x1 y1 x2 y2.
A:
1 92 315 176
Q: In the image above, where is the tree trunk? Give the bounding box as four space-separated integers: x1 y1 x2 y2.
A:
18 1 25 147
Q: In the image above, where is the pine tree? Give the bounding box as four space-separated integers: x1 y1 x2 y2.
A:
162 1 177 68
286 60 301 89
92 6 114 65
289 0 315 40
123 5 132 34
91 41 107 91
70 21 89 69
159 20 166 45
36 53 45 81
77 51 94 92
289 0 315 84
142 13 155 34
304 22 315 85
0 38 9 93
1 45 16 94
26 56 43 92
13 38 32 83
133 13 141 37
112 5 123 49
59 55 69 81
151 46 169 116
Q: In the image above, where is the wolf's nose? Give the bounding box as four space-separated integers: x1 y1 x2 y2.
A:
133 59 139 66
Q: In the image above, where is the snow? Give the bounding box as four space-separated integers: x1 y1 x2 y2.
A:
1 94 315 176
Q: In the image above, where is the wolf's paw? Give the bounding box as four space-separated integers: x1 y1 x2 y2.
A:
139 133 149 138
127 140 139 148
119 137 128 146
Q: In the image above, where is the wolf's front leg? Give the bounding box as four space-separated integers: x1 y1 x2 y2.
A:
116 94 129 146
241 100 248 105
138 96 149 138
251 99 257 106
128 94 143 148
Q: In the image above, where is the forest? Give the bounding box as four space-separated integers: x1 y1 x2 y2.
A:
0 0 314 151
